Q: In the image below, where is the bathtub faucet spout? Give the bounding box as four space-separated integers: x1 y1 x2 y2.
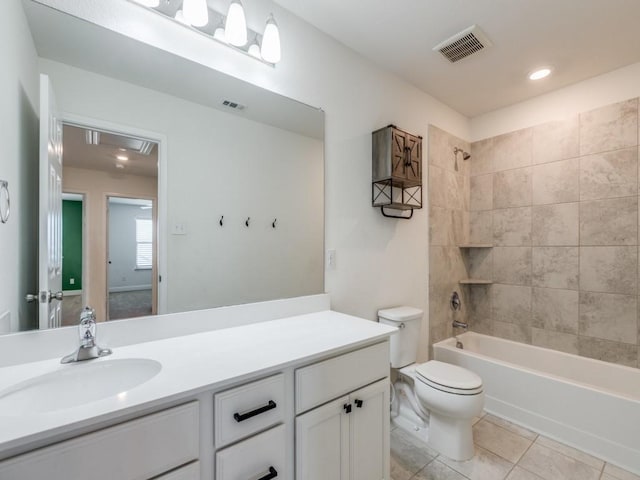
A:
452 320 468 329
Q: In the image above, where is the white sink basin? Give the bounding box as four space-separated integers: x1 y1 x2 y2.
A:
0 358 161 415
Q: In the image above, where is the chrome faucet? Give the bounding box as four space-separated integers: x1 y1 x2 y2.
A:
452 320 468 329
61 307 112 364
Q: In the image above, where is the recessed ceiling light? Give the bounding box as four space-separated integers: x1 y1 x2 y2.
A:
529 67 552 80
116 155 129 161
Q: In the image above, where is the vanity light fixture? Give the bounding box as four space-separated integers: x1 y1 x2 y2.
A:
261 14 281 64
529 67 552 80
225 0 248 46
128 0 282 66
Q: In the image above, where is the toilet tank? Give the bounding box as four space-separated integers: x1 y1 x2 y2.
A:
378 306 423 368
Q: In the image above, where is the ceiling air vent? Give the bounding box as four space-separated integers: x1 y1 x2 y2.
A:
222 100 246 110
433 25 492 63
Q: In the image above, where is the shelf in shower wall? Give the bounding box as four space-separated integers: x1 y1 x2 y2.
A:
458 244 493 248
459 279 493 285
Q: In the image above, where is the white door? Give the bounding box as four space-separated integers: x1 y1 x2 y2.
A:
36 74 63 329
296 395 350 480
349 379 390 480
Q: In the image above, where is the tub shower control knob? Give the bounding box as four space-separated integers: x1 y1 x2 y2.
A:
451 291 461 311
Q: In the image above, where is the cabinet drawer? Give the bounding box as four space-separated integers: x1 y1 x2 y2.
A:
214 373 285 448
295 342 389 414
216 424 287 480
0 402 199 480
155 461 200 480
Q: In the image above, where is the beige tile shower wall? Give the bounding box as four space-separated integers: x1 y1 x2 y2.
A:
428 126 471 352
468 98 640 368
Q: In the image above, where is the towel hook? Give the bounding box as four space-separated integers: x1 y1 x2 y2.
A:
219 215 224 227
245 217 250 227
272 218 277 228
0 180 10 224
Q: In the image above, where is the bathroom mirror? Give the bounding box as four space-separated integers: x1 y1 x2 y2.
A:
13 1 324 332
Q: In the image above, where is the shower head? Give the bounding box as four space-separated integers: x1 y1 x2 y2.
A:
454 147 471 160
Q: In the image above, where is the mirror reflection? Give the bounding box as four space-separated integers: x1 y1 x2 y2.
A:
12 1 325 333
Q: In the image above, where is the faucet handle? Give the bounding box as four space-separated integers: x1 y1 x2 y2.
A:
79 306 96 346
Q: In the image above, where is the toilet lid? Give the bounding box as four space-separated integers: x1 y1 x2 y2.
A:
416 361 482 391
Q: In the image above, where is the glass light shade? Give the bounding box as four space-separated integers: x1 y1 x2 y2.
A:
225 0 247 46
183 0 209 27
135 0 160 6
260 14 281 63
248 42 261 59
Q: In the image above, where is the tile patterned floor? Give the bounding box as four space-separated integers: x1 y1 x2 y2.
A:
391 413 640 480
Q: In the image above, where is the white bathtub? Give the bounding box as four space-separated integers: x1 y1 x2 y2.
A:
434 332 640 474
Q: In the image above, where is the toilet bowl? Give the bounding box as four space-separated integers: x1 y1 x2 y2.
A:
379 306 484 461
414 360 484 460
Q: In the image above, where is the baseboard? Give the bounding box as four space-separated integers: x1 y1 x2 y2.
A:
109 285 152 293
63 290 83 296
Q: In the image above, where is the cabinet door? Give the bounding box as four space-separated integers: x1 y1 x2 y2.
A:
390 128 407 179
350 379 390 480
296 395 350 480
404 133 421 184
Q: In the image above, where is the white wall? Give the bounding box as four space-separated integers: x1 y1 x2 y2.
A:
471 61 640 140
0 0 40 333
107 202 152 291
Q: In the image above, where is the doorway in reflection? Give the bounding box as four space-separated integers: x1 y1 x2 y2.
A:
107 196 155 320
61 125 159 324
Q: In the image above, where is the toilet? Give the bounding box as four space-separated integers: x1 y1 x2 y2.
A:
379 306 484 461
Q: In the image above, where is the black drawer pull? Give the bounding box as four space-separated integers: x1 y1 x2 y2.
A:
234 400 277 422
354 399 363 408
256 466 278 480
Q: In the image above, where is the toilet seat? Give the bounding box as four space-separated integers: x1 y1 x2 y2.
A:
416 361 483 395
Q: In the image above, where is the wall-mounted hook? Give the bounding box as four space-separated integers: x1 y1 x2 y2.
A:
272 218 277 228
219 215 224 227
245 217 250 227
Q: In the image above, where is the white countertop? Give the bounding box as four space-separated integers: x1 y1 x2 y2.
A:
0 310 395 455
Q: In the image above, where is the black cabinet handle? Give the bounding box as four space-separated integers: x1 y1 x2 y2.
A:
354 399 363 408
256 466 278 480
234 400 277 422
343 403 352 414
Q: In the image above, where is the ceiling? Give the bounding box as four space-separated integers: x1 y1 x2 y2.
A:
274 0 640 117
63 125 158 178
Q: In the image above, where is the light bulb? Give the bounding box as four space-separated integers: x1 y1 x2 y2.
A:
214 23 227 42
248 41 261 59
183 0 209 27
134 0 160 6
528 67 552 80
174 10 189 25
225 0 247 47
260 14 281 63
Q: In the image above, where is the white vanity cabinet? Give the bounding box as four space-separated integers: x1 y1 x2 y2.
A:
0 402 200 480
0 312 394 480
295 342 391 480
